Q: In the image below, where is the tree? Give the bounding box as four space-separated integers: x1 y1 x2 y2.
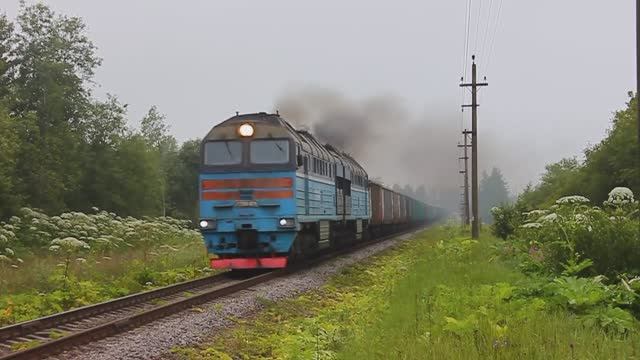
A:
75 96 128 211
110 135 163 216
140 105 177 216
8 3 101 213
517 158 583 209
479 167 510 224
0 4 205 221
581 92 640 203
0 105 19 218
167 139 201 220
0 14 14 99
516 93 639 209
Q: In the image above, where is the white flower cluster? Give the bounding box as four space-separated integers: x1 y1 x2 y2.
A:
573 214 588 223
50 237 91 251
521 222 543 229
540 213 559 223
1 207 202 261
556 195 590 205
604 187 635 206
523 209 548 219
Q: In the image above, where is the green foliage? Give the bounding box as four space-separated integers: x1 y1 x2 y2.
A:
0 4 201 220
513 189 640 277
520 93 640 209
582 307 637 335
490 203 523 240
177 229 639 360
0 209 209 326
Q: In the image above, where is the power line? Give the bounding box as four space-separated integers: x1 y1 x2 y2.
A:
463 0 473 79
473 0 484 55
485 0 504 74
480 0 494 59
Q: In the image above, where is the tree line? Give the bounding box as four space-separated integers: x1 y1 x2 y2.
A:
518 93 639 209
0 4 200 220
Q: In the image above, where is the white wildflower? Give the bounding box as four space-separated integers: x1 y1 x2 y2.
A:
573 214 588 223
50 237 90 250
540 213 559 223
0 254 11 262
556 195 590 205
4 248 14 256
49 245 61 251
523 209 548 218
76 257 87 264
16 258 23 263
10 264 18 269
521 222 543 229
605 187 635 206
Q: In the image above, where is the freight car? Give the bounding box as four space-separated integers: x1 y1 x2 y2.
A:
198 112 434 270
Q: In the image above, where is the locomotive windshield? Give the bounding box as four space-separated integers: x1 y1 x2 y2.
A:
204 141 242 165
250 139 290 164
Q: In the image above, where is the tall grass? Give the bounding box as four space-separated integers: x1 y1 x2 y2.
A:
339 230 640 359
0 209 211 326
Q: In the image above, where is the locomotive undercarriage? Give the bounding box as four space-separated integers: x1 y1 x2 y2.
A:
289 220 368 262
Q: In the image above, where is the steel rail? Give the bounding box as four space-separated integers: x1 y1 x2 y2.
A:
0 273 232 354
0 226 424 360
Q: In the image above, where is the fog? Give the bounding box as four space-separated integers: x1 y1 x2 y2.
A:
2 0 636 209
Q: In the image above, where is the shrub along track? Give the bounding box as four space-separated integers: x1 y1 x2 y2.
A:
0 227 423 360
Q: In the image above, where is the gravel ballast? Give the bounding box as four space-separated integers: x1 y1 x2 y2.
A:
57 230 420 360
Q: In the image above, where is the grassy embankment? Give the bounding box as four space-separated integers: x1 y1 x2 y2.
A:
173 226 640 360
0 210 210 327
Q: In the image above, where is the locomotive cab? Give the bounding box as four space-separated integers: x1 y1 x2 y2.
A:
199 113 298 269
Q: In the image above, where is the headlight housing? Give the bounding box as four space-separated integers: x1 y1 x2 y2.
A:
278 218 295 228
199 219 217 230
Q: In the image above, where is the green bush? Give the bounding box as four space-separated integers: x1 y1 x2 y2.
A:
514 189 640 277
490 203 523 240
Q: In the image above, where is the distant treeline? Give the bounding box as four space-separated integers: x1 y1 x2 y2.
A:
518 93 640 209
0 4 199 220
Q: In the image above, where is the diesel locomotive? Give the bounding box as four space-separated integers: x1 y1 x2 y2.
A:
198 112 435 270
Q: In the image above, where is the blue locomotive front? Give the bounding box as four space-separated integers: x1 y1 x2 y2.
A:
199 113 298 269
199 112 370 270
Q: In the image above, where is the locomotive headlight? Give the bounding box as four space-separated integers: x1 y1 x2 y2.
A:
238 123 254 137
199 219 216 229
278 218 295 228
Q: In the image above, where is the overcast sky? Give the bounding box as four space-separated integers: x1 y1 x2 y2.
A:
2 1 636 193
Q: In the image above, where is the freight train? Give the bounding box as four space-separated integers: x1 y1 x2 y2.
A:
198 112 442 269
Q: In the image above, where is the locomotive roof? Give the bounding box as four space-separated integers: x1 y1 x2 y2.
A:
207 112 367 178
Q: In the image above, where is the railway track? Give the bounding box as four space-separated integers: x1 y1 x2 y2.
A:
0 227 422 360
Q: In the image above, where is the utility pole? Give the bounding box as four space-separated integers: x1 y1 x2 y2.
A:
457 130 471 226
460 55 488 239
